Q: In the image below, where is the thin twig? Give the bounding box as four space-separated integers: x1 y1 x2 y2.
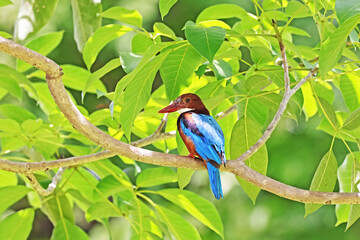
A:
215 105 236 120
290 66 318 95
235 20 291 162
25 167 65 196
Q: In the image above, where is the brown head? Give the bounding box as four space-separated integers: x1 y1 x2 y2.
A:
159 93 209 115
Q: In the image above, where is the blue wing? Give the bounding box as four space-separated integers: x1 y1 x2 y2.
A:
179 113 226 165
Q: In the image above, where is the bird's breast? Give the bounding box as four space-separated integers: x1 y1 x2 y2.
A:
178 113 200 157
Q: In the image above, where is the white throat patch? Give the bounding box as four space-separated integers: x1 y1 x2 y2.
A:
177 108 194 114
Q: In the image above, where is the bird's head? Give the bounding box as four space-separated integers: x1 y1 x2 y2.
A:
159 93 209 115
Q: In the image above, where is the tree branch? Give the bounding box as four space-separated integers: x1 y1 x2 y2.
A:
25 167 65 196
235 21 293 162
0 36 359 204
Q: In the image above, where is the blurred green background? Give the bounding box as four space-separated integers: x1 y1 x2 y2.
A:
1 0 360 239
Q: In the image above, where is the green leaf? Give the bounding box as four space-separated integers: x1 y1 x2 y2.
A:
100 6 142 27
158 189 223 238
160 44 202 100
119 52 142 74
313 80 334 103
343 108 360 130
136 167 177 188
258 93 297 120
0 64 37 98
245 75 271 95
335 152 359 226
284 1 312 18
347 205 360 230
238 97 269 126
41 193 74 225
196 4 246 23
33 128 63 158
153 22 177 40
155 205 201 240
115 43 182 107
131 33 153 54
1 137 26 152
185 22 226 62
336 0 360 23
120 52 167 139
14 0 58 40
0 75 22 99
302 82 318 120
59 65 106 93
0 31 12 38
16 31 64 72
0 104 36 123
83 24 132 69
251 46 273 67
86 201 123 221
66 189 91 212
0 0 12 7
159 0 178 19
61 168 98 203
0 119 21 136
318 97 338 127
305 151 337 216
212 59 232 80
51 218 89 240
0 208 34 240
0 170 17 187
130 199 163 238
340 75 360 112
319 14 360 75
177 168 194 189
230 117 268 203
263 65 284 87
83 58 121 99
0 186 31 215
71 0 101 52
21 119 43 134
281 26 311 37
93 175 132 199
317 115 360 142
262 0 282 10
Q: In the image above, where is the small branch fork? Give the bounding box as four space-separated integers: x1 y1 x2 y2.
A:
0 28 357 205
236 21 318 162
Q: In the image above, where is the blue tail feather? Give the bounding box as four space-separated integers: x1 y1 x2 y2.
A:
206 162 223 200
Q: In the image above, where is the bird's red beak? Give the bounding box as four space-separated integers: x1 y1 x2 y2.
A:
159 102 182 113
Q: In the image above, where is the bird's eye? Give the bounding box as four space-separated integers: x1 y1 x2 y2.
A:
185 98 190 103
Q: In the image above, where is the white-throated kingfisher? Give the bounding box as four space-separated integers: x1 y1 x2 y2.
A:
159 93 226 199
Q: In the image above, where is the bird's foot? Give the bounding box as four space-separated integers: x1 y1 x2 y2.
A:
188 153 201 160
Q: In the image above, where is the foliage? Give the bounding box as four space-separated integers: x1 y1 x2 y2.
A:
0 0 360 239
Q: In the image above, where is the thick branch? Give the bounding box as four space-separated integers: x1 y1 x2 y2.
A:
0 36 359 205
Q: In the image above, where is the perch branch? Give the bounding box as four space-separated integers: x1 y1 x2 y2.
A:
0 36 359 205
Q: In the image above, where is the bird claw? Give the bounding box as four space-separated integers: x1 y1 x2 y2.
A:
188 153 201 160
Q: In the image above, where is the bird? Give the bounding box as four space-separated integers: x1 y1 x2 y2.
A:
159 93 226 199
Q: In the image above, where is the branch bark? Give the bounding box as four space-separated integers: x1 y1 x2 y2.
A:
0 36 359 205
25 167 65 196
